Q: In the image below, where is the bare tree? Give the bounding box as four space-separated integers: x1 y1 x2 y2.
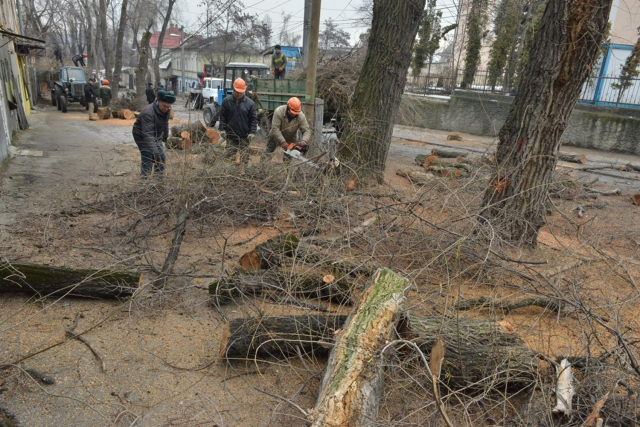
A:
100 0 112 81
136 25 154 110
111 0 129 99
153 0 178 88
480 0 612 245
339 0 426 182
319 18 351 51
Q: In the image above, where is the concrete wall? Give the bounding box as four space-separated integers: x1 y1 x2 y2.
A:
397 92 640 155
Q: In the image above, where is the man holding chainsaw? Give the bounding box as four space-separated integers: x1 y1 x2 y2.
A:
219 78 257 165
266 97 311 160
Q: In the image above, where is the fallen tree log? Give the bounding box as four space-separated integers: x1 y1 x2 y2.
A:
111 110 119 118
396 169 435 185
308 268 409 426
407 314 538 388
170 120 207 142
240 233 300 269
166 137 182 150
219 314 348 359
430 148 468 158
116 109 133 120
210 266 355 304
97 107 111 120
0 261 141 298
559 153 587 164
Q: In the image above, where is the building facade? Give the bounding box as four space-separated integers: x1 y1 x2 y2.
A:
0 0 45 162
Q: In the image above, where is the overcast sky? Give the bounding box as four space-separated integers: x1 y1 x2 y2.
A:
176 0 460 46
175 0 357 46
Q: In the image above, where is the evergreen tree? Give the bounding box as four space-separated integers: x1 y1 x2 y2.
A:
461 0 488 88
487 0 521 90
412 0 442 77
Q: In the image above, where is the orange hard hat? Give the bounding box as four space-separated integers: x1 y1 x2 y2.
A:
287 97 302 115
103 79 109 85
83 53 88 57
233 78 247 93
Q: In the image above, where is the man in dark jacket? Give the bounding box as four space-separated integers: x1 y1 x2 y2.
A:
218 78 257 165
85 78 98 121
73 53 87 67
146 83 155 104
132 90 176 177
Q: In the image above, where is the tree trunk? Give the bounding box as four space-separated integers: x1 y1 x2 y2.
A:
0 262 141 299
97 107 111 119
338 0 426 182
99 0 112 83
220 314 348 359
480 0 612 245
154 0 177 87
135 27 153 111
110 0 128 100
308 268 409 426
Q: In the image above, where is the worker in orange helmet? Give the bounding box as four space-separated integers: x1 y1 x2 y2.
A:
265 97 311 160
218 78 257 165
99 79 112 107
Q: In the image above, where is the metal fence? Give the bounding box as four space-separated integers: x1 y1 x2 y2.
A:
407 68 640 108
579 74 640 108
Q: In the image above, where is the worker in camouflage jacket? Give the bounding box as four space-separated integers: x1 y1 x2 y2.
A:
132 90 176 177
271 45 287 79
266 97 311 157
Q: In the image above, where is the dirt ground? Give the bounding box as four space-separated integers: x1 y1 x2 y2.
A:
0 100 639 426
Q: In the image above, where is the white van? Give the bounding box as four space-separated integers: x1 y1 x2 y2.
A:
202 78 224 103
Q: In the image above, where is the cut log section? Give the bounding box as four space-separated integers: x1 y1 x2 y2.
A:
220 314 348 359
559 153 587 164
133 111 140 118
308 268 409 427
170 120 207 142
118 109 133 120
240 233 299 269
205 128 220 143
633 194 640 206
97 107 111 120
111 110 119 118
431 148 467 158
0 261 141 299
166 137 182 150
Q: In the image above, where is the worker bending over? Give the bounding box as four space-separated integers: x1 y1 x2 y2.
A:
265 97 311 159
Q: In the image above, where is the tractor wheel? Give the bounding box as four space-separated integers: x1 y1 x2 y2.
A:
60 95 68 113
51 93 57 106
203 105 219 127
57 96 62 111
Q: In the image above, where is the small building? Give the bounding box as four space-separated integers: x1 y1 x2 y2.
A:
261 46 301 72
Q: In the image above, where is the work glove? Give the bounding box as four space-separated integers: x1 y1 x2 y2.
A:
279 67 284 72
247 134 255 143
298 140 307 148
281 141 290 150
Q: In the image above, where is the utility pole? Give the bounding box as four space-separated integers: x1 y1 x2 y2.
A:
181 26 185 96
304 0 321 123
302 0 312 68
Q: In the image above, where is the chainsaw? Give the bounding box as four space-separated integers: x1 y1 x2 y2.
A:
283 143 320 169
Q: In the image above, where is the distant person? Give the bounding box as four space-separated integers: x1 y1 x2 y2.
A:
92 77 101 109
132 90 176 178
146 83 155 104
265 97 310 159
84 78 98 121
218 78 257 166
271 45 287 79
72 53 87 67
99 80 112 107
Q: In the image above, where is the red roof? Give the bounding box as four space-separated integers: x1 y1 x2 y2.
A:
149 25 199 49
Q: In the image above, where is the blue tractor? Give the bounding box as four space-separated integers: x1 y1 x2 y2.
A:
202 62 269 127
50 66 88 113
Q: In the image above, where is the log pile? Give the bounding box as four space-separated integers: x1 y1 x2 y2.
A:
108 109 134 120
